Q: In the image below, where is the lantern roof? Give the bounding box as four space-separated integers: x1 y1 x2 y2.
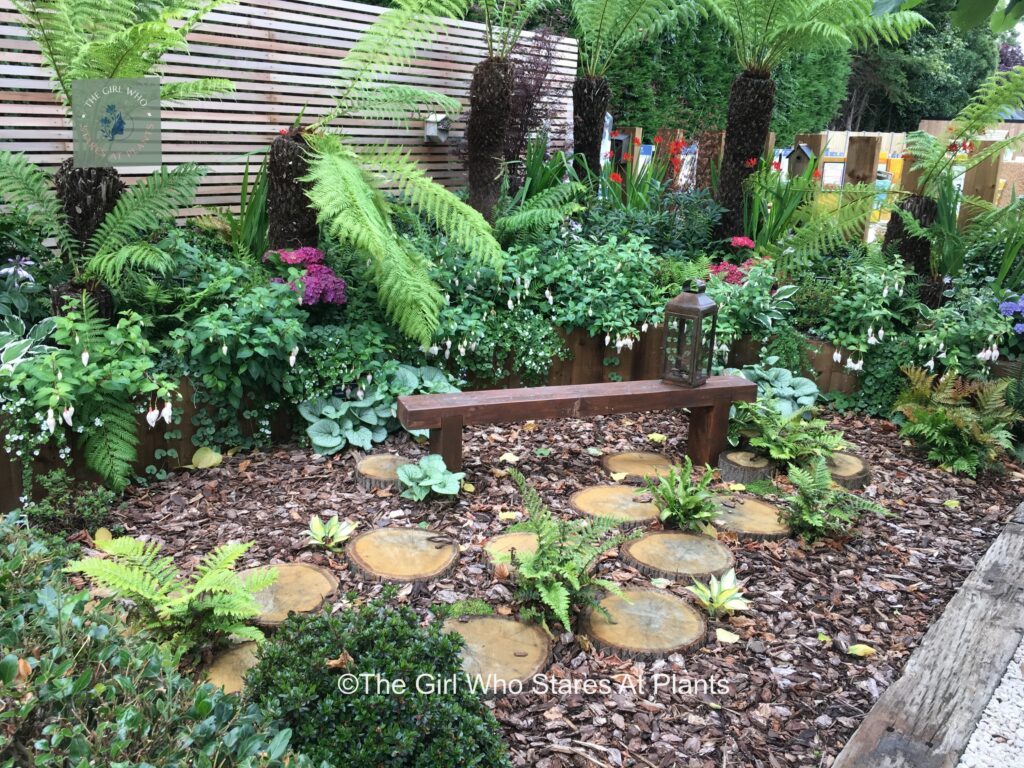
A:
666 281 717 315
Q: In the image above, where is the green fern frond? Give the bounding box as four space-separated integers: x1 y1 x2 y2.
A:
84 243 176 288
161 77 235 103
0 151 76 257
338 84 462 123
495 182 585 245
78 395 139 492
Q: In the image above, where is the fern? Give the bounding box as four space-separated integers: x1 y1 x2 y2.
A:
78 393 139 492
0 151 76 259
66 537 276 655
895 367 1017 477
736 401 848 467
496 469 636 632
494 181 585 246
782 458 888 541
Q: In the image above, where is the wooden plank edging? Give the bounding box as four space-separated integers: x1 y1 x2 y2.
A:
832 502 1024 768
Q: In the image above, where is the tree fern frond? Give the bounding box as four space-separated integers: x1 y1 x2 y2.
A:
78 396 139 491
338 84 462 123
83 243 176 288
161 77 234 103
0 151 76 257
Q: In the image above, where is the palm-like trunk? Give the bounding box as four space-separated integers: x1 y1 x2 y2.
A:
467 57 514 222
267 131 319 252
883 193 944 307
715 71 776 239
573 75 610 178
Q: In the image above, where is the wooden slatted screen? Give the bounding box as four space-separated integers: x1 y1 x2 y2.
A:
0 0 577 214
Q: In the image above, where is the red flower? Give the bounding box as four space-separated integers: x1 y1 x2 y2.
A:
671 156 682 170
653 136 663 145
623 152 633 161
604 150 614 159
771 160 782 171
609 172 624 184
278 128 288 135
633 136 641 146
610 130 621 138
812 168 822 179
730 236 755 249
744 157 758 169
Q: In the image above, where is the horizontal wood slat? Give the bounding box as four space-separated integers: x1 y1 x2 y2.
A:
0 0 577 208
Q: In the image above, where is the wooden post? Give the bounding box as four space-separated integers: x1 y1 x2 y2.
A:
617 126 643 176
900 152 926 195
694 130 725 191
687 402 731 466
763 132 776 162
958 140 1002 228
430 414 464 471
845 135 881 186
795 131 827 161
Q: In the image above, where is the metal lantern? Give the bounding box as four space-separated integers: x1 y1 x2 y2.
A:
662 280 717 387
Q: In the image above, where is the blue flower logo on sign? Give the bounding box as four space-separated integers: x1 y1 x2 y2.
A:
98 104 127 141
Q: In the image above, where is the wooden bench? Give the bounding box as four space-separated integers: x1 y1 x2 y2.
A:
397 375 757 471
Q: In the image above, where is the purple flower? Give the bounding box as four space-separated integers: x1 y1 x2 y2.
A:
301 264 347 305
999 301 1021 317
264 247 325 266
1014 323 1024 335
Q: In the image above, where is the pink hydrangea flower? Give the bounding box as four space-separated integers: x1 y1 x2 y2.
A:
730 236 755 249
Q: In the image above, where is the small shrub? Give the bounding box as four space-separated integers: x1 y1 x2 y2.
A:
397 454 465 501
21 467 116 533
65 537 275 655
730 400 847 466
782 459 889 541
245 599 512 768
497 469 635 632
726 356 819 417
642 458 719 531
895 367 1017 477
686 569 750 619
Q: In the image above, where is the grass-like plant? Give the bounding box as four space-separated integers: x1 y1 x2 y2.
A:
781 458 888 541
641 457 719 532
66 537 276 655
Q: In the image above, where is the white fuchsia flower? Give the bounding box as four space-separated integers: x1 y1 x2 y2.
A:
81 349 89 367
832 349 842 363
161 401 173 424
878 328 885 341
146 408 160 428
507 298 514 310
977 348 992 362
221 343 229 355
925 358 936 371
44 409 56 434
604 334 611 346
641 322 649 333
62 406 74 426
428 345 439 356
288 346 298 367
882 286 889 298
545 289 554 305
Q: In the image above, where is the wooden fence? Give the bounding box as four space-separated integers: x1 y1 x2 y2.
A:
0 0 578 213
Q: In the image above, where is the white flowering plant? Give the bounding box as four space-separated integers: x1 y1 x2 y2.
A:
915 283 1011 378
1 294 177 492
707 260 797 357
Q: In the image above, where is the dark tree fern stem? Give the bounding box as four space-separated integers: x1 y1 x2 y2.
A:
573 75 611 178
467 57 514 222
53 159 125 250
883 193 943 307
267 131 319 251
715 71 776 239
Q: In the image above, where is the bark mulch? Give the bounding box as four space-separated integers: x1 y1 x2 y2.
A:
114 410 1024 767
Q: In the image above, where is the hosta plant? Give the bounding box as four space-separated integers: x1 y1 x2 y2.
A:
686 569 750 619
397 454 465 501
66 537 276 656
300 391 393 454
782 458 889 541
727 356 819 417
497 469 636 632
308 515 358 551
895 367 1017 477
642 458 719 532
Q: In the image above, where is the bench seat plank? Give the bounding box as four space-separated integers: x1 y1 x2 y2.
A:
397 376 756 430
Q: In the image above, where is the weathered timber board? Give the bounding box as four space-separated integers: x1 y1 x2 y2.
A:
832 503 1024 768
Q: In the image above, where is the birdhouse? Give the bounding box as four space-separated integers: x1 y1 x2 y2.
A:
662 281 717 388
423 114 451 145
784 143 815 178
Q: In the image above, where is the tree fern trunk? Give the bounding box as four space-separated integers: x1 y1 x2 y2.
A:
53 159 125 251
573 75 610 178
467 57 514 223
267 131 319 252
715 71 776 240
883 193 943 307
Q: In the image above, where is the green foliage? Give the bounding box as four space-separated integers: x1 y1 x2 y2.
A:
245 598 512 768
500 469 636 631
916 282 1011 377
21 467 116 533
307 515 358 551
708 260 797 351
642 457 719 531
700 0 928 75
197 157 270 263
895 366 1017 476
494 179 585 247
731 401 848 465
397 454 465 501
782 458 889 541
686 568 750 618
0 515 307 768
65 536 276 656
727 356 820 417
1 295 177 492
433 598 494 620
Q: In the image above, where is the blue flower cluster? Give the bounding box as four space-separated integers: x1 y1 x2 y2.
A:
999 300 1024 334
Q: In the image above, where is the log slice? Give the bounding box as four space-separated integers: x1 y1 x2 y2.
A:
713 495 790 541
205 641 259 694
357 454 412 491
443 616 550 691
580 588 706 660
346 527 459 583
601 451 675 482
717 450 774 485
569 485 660 528
240 563 340 628
828 452 871 490
620 532 734 581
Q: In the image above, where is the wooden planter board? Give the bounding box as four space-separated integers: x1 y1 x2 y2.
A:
241 563 339 628
717 450 774 485
832 502 1024 768
620 532 734 580
443 616 551 690
569 485 661 528
828 452 871 490
205 641 259 694
580 588 706 660
346 527 459 583
713 496 790 540
601 451 675 482
484 532 539 564
356 454 412 491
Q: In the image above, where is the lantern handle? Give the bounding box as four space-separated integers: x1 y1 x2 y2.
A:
689 279 706 293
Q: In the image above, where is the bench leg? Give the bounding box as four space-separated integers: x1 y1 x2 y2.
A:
687 402 730 467
430 414 464 472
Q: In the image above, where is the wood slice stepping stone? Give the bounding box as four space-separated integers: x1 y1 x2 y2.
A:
346 527 459 583
484 532 538 570
713 495 790 541
443 616 550 691
717 450 774 484
600 451 674 482
205 641 259 694
356 454 412 491
580 589 706 660
569 485 660 528
620 531 735 580
240 563 339 628
828 452 871 490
